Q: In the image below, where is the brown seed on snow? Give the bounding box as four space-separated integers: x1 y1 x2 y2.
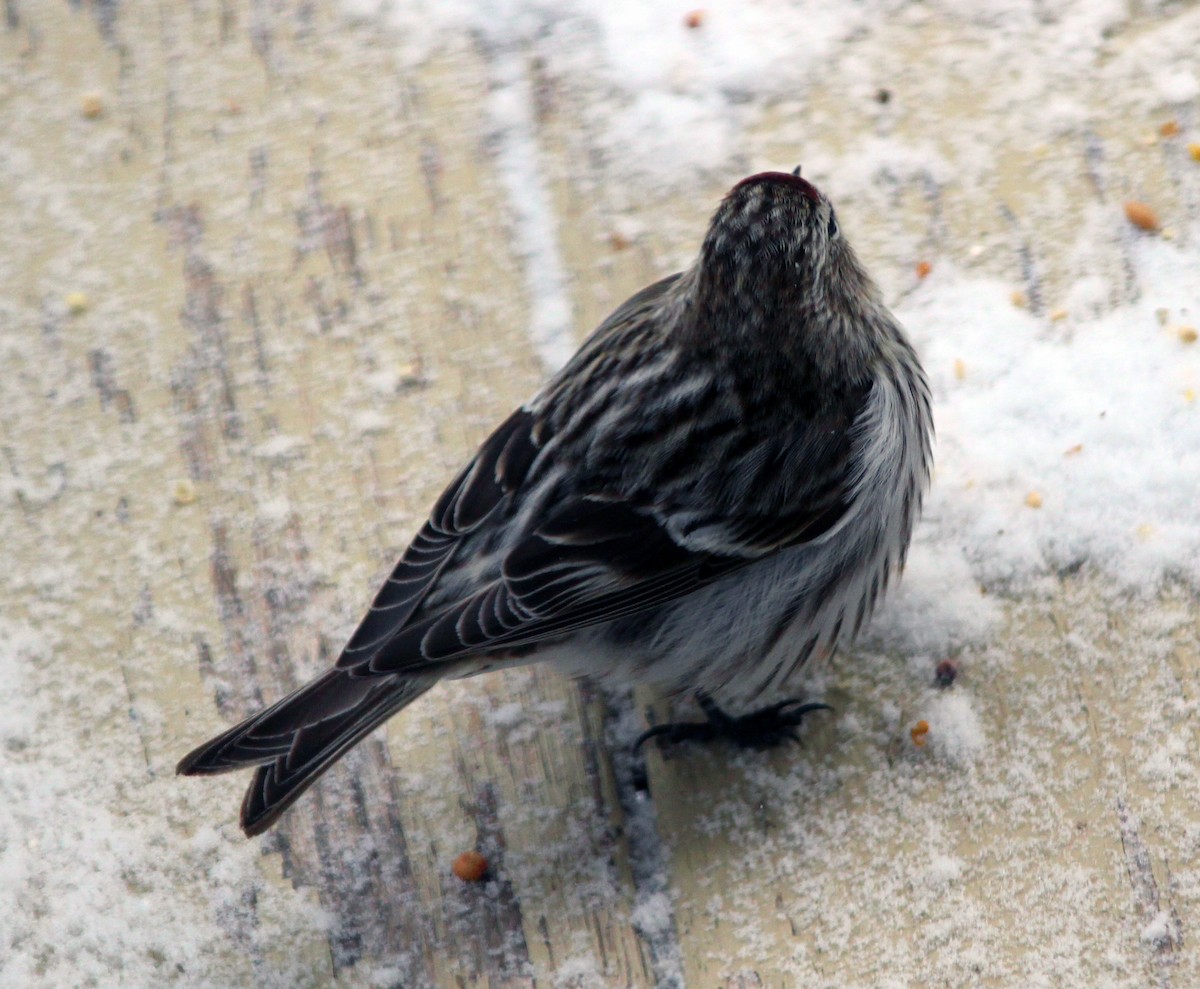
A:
1063 444 1083 457
173 479 198 506
1189 143 1200 162
1123 201 1159 232
1010 290 1028 309
1025 491 1044 509
683 10 706 29
953 358 966 381
80 91 105 119
916 260 932 280
911 720 930 747
452 850 489 882
1177 326 1198 344
935 660 960 687
1159 120 1180 138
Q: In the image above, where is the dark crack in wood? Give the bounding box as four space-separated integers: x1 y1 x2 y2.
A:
1117 796 1180 988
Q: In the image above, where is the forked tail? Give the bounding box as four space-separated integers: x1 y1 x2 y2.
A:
177 669 435 836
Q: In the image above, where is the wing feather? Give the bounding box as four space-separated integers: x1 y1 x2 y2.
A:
339 407 537 659
359 489 846 673
336 271 868 677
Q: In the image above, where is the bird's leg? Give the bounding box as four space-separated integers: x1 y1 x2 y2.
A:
633 691 831 753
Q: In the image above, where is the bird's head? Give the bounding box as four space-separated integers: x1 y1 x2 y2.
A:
685 167 890 390
698 167 848 302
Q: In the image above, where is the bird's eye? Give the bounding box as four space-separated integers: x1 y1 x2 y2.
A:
827 211 839 239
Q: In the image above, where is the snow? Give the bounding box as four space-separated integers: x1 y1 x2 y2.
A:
352 0 1200 598
922 691 987 765
0 620 330 988
904 243 1200 592
1155 69 1199 105
484 51 578 370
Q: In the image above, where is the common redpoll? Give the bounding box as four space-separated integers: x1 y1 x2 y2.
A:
178 167 933 836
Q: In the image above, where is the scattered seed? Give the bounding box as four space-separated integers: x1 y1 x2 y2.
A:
935 660 959 687
452 850 489 882
911 720 930 747
1123 201 1159 232
173 480 197 506
80 91 104 119
1025 491 1044 509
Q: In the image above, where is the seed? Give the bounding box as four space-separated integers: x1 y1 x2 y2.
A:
173 480 197 506
80 91 105 119
934 660 959 687
1123 201 1159 232
452 850 488 882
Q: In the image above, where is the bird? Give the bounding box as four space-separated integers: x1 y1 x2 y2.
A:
177 166 934 837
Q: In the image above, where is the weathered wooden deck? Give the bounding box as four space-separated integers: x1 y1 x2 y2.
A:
3 2 1199 987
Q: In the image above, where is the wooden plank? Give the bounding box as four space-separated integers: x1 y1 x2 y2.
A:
641 582 1200 987
629 11 1200 987
2 2 657 985
520 7 1200 988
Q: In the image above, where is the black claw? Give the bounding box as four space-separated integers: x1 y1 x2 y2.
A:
633 692 831 754
632 720 714 753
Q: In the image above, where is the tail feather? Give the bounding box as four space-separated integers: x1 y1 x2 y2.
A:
177 669 435 836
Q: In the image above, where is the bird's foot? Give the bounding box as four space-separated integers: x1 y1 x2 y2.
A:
634 692 831 753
